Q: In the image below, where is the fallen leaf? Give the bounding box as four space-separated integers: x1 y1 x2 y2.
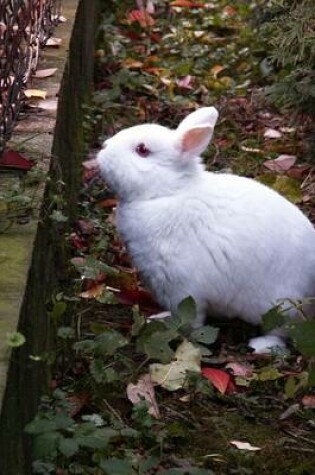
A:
32 68 58 78
0 149 34 170
80 283 105 299
264 128 282 139
210 65 225 78
37 98 58 111
230 440 261 451
46 37 62 47
24 88 47 99
257 366 282 381
287 164 311 179
126 9 155 27
201 367 233 394
122 58 144 69
225 362 254 379
280 127 296 134
98 198 118 208
176 75 193 89
263 155 297 172
170 0 205 7
68 393 90 417
302 395 315 408
127 374 160 418
223 6 237 17
279 403 300 420
150 340 201 391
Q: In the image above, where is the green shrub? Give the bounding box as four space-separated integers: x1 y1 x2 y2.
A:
261 0 315 115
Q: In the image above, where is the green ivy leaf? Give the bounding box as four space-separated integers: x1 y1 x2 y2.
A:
131 306 146 336
49 301 67 321
50 210 68 222
25 418 57 435
94 329 128 355
58 437 79 457
262 306 288 332
288 321 315 356
258 366 282 381
190 326 219 345
75 426 117 450
73 339 95 353
53 412 74 430
6 331 26 348
172 297 197 329
32 460 56 475
138 456 160 475
57 326 75 340
33 431 61 460
161 468 212 475
99 457 134 475
143 329 177 363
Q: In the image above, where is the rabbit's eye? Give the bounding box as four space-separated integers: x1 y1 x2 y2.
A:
136 143 150 157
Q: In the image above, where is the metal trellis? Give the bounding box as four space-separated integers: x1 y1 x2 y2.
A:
0 0 62 154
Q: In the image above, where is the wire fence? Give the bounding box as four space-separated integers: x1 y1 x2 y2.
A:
0 0 62 154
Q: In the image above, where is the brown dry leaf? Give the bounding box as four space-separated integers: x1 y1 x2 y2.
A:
263 155 297 173
32 68 58 78
46 37 62 47
122 58 144 69
302 395 315 408
126 374 160 418
24 89 47 99
80 283 105 299
210 64 225 78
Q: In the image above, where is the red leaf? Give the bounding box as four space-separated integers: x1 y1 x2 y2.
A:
127 9 155 27
202 367 234 394
170 0 205 7
98 198 118 209
115 288 161 313
0 149 34 171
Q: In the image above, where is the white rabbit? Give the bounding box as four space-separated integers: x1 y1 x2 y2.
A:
94 107 315 353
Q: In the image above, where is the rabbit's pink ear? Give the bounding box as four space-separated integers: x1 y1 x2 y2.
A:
176 106 218 158
178 125 213 158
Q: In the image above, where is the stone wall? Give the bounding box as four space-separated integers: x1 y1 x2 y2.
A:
0 1 99 473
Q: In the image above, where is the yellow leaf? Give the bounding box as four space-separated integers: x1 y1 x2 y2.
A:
122 58 144 69
210 64 225 78
150 340 201 391
24 89 47 99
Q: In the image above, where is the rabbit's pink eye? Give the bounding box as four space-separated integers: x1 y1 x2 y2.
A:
136 143 150 157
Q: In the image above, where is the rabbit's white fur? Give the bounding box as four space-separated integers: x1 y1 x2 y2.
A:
96 107 315 352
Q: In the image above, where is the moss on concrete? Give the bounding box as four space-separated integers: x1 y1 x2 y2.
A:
0 1 99 473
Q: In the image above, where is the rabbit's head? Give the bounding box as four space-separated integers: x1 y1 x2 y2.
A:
96 107 219 201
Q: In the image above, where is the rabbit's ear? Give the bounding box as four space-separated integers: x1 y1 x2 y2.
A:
176 107 219 158
177 107 219 132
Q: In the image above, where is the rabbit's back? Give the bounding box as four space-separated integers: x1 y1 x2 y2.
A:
117 172 315 325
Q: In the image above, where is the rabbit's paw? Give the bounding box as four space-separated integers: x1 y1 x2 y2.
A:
249 335 286 354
